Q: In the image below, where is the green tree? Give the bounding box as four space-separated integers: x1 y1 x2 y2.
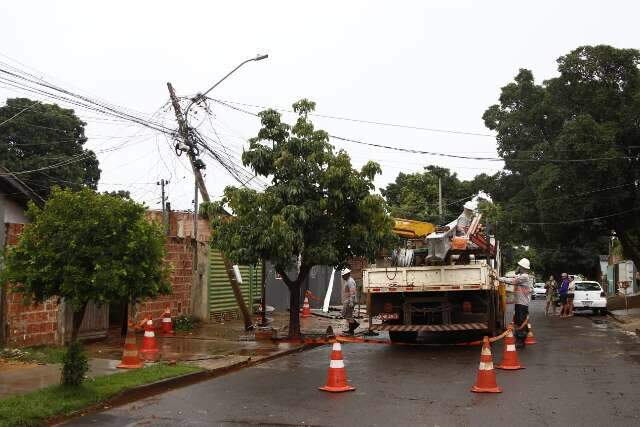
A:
483 45 639 277
381 166 500 224
211 100 394 339
0 98 100 198
2 188 171 342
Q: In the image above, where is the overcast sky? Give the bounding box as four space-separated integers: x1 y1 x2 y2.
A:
1 1 637 211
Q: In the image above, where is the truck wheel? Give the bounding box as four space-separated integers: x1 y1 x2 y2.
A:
389 331 418 343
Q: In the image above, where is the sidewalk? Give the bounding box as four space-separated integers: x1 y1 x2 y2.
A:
608 307 640 334
0 358 119 399
0 311 345 399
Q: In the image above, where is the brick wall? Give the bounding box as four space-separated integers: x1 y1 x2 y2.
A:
137 236 194 321
6 223 24 245
3 209 202 347
3 223 61 347
4 293 59 347
347 257 368 282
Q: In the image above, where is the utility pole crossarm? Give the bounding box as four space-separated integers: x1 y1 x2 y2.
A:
166 82 210 203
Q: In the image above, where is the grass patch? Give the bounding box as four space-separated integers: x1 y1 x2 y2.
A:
0 363 201 427
0 346 66 365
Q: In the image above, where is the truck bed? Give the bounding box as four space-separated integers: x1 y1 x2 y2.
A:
363 263 496 294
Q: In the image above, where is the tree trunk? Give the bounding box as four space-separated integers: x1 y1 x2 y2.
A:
288 281 301 339
278 264 312 340
120 299 129 338
70 302 88 343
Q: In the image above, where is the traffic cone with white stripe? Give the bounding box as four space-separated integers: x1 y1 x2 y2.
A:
117 321 143 369
471 336 502 393
160 305 175 336
496 325 524 370
139 315 160 362
319 342 356 392
524 323 537 345
301 296 312 318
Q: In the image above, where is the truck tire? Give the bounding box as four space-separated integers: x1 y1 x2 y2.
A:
389 331 418 343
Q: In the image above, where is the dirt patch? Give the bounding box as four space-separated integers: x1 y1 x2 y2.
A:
0 359 39 373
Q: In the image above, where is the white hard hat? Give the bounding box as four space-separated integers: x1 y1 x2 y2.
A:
341 268 351 276
517 258 531 270
463 201 476 211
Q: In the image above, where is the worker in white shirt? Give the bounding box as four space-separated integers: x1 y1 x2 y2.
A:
341 268 359 335
494 258 532 348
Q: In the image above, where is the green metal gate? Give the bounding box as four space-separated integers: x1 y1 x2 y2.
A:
208 250 262 322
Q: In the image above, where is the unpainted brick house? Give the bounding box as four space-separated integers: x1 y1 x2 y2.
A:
0 169 262 348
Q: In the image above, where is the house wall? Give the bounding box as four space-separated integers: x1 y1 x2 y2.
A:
2 223 61 347
2 210 210 348
137 236 194 321
1 197 30 224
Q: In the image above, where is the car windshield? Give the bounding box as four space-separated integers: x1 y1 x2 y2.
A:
535 283 545 288
574 282 601 291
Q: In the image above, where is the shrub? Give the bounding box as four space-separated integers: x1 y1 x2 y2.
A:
173 315 196 331
61 342 89 386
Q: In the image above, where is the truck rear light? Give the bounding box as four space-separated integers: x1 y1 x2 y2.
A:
600 291 605 297
462 301 472 312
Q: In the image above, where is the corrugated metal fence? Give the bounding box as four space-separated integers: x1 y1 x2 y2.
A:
208 250 262 322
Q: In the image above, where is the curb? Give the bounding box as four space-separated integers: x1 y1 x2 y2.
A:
49 344 306 426
607 312 625 324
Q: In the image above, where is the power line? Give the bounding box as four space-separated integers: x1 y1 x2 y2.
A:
208 98 636 164
206 98 495 137
505 206 640 225
0 102 37 127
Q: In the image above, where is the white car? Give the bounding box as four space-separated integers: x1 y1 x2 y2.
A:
572 281 607 315
531 282 547 299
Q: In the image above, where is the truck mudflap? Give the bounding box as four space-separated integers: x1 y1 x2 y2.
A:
370 322 488 332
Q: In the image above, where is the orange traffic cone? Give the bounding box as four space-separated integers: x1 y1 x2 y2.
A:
524 323 537 345
301 296 312 318
139 315 160 362
161 306 175 335
496 325 524 370
117 321 143 369
319 342 356 392
471 336 502 393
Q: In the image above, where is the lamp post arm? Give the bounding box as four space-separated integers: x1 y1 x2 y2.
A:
185 54 268 118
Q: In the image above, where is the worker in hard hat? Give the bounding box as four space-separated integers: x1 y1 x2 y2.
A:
494 258 532 348
340 268 359 335
456 201 476 236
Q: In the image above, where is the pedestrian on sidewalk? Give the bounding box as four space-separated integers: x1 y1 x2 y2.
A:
341 268 359 335
545 275 558 316
495 258 532 348
559 273 570 317
567 275 576 317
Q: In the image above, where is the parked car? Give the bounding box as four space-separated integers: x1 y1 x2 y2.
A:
531 282 546 300
572 281 607 315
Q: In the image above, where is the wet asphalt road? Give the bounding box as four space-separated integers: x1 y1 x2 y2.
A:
63 301 640 427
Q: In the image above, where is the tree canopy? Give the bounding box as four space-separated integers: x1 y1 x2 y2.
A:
2 188 171 341
482 45 640 278
381 165 499 224
211 99 394 338
0 98 100 198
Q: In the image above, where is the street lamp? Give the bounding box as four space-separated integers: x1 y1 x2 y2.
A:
185 53 269 118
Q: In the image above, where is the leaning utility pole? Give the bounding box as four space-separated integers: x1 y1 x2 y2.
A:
166 82 252 330
167 82 210 202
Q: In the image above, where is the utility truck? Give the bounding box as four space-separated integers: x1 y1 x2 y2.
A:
363 214 505 343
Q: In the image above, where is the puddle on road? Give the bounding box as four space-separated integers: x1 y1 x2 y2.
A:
592 319 609 330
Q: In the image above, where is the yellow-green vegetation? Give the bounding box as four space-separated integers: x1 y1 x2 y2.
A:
0 363 201 427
